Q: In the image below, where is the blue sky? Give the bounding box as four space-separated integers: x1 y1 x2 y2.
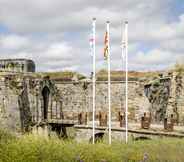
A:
170 0 184 20
0 0 184 75
0 24 10 33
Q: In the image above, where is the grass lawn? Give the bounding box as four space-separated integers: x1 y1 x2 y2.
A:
0 129 184 162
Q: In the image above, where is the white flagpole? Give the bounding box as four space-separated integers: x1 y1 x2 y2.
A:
121 21 125 140
106 21 111 145
92 18 96 144
125 21 128 143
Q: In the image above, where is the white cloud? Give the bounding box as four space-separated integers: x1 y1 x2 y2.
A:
0 0 183 74
43 43 73 60
0 35 30 50
133 49 173 65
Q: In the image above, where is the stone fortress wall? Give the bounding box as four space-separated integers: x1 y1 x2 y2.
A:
0 59 184 136
0 74 146 133
55 80 146 122
54 72 184 125
0 71 184 133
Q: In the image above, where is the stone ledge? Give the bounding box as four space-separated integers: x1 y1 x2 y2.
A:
74 125 184 138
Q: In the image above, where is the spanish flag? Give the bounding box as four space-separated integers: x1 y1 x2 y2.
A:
104 31 108 60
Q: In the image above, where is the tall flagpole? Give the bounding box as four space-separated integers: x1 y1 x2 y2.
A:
92 18 96 144
125 21 128 143
121 21 125 141
107 21 111 145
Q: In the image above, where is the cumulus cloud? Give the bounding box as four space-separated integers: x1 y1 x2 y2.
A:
0 0 183 75
0 34 30 50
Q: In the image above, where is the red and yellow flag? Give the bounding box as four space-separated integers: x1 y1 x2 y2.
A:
103 31 108 60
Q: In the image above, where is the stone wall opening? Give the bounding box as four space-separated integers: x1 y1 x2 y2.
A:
42 86 50 120
89 132 105 143
49 123 67 138
134 136 151 141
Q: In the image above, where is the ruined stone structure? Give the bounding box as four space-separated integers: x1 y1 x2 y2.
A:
144 77 171 122
0 62 184 141
0 59 35 73
144 73 184 124
0 73 144 134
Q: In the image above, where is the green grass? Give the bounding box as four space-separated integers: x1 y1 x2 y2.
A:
0 130 184 162
39 71 86 80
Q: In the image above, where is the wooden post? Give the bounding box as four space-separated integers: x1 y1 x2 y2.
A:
78 113 82 125
119 112 125 127
99 111 107 127
164 114 174 131
141 112 151 129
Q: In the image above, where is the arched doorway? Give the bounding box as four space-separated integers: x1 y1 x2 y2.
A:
42 86 50 120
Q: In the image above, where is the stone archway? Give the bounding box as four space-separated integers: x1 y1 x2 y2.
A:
42 86 50 120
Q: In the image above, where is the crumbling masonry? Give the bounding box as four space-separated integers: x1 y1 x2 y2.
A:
0 59 184 140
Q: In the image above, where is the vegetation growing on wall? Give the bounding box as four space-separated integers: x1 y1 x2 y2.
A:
96 70 159 81
40 71 86 81
144 77 171 122
174 63 184 75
